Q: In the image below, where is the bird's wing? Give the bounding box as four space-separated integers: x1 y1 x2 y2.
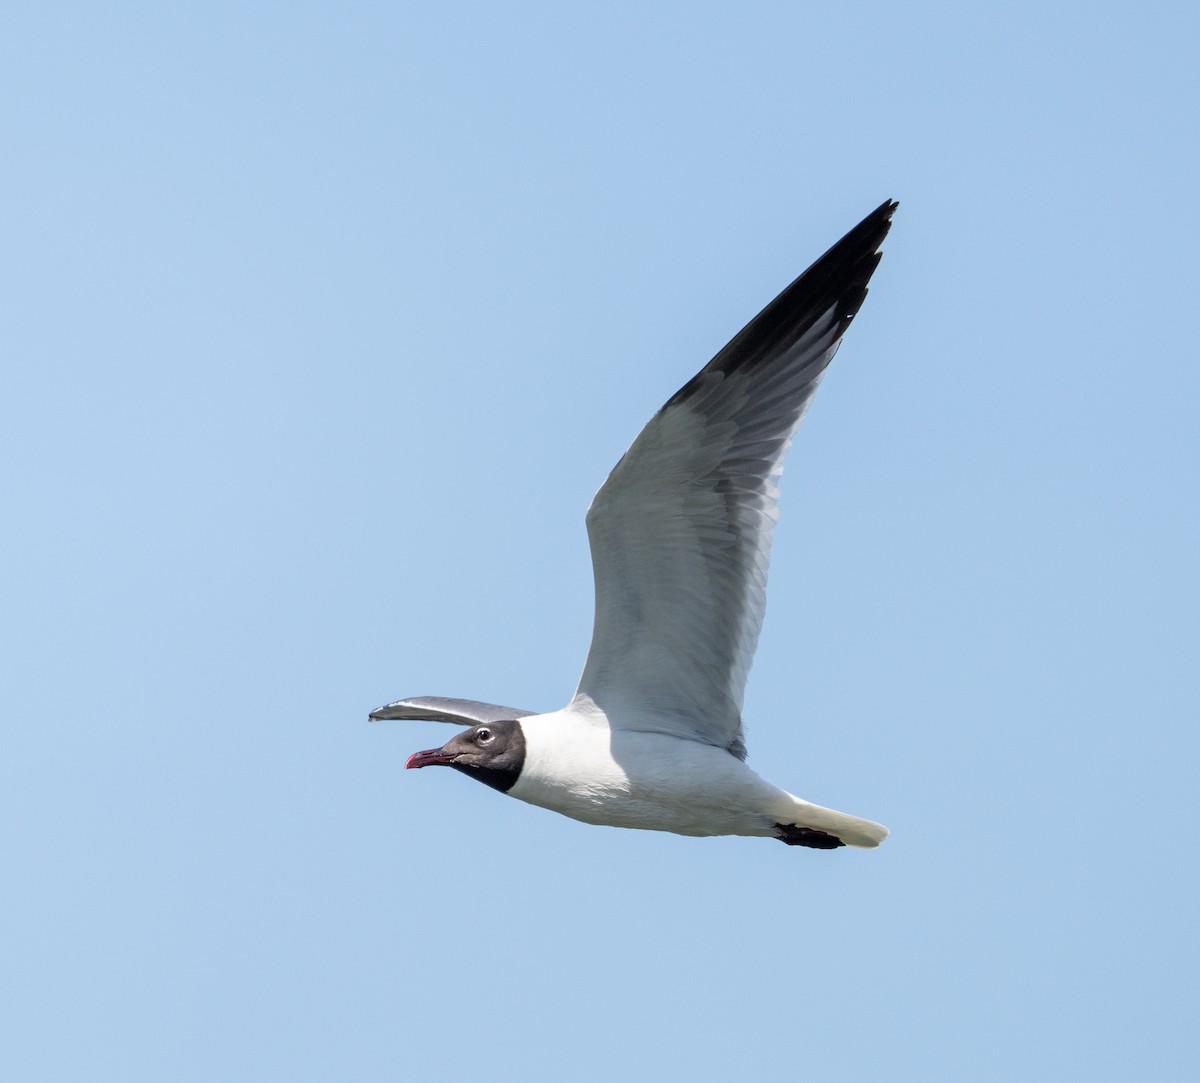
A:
369 696 536 724
572 200 896 758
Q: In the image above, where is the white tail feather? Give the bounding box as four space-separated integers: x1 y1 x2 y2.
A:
785 796 889 848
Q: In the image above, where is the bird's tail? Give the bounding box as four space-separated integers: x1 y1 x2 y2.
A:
779 796 889 849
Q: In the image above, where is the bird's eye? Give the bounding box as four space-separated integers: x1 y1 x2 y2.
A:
476 728 493 744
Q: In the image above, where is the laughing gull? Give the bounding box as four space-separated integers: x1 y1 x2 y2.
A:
372 200 896 849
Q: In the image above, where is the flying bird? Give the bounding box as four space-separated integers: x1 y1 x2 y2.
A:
372 200 896 849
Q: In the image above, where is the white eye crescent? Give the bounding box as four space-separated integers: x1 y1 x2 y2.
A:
476 728 494 744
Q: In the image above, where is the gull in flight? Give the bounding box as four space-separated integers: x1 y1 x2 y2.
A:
372 201 896 849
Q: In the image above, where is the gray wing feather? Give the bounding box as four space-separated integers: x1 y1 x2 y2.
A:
573 201 896 758
368 696 536 724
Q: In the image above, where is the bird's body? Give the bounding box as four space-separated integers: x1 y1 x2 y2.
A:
373 201 898 850
515 704 780 838
512 703 886 847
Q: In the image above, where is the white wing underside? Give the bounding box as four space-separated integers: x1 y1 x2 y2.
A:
573 324 837 758
572 201 895 759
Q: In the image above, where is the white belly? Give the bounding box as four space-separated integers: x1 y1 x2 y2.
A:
508 710 790 838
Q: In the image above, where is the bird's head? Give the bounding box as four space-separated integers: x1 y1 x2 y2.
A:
406 720 526 793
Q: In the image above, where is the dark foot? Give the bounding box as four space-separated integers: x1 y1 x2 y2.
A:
775 823 845 849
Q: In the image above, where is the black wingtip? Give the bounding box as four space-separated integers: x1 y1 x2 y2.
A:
663 200 897 412
774 823 847 849
800 198 897 324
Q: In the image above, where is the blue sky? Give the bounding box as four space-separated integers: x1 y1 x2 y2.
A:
4 3 1198 1080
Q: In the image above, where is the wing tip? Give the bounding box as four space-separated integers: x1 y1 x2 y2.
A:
369 695 537 724
662 199 898 413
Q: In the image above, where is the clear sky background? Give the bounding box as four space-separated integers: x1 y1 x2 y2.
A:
4 3 1198 1080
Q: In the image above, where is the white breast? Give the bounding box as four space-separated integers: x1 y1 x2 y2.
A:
509 708 790 838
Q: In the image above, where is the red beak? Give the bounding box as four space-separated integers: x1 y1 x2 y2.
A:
405 747 458 770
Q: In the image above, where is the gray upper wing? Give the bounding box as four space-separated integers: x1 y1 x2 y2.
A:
368 696 536 724
572 201 897 758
